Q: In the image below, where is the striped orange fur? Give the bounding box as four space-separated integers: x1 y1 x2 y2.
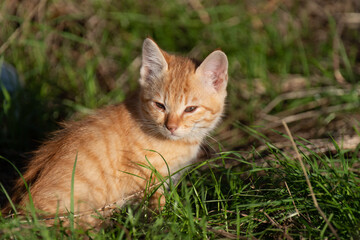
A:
3 38 228 227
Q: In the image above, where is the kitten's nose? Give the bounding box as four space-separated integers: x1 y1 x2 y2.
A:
165 114 179 134
166 123 178 134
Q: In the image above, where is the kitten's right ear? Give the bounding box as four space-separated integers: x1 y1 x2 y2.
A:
140 38 168 86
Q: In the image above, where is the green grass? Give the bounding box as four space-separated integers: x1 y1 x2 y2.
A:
1 0 360 239
1 137 360 239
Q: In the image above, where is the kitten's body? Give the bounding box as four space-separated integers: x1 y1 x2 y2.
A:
3 39 228 225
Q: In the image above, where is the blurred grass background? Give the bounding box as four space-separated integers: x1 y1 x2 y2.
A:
0 0 360 238
0 0 359 153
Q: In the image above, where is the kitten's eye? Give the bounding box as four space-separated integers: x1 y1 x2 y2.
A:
155 102 166 111
184 106 197 113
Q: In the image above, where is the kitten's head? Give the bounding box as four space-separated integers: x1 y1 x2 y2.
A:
139 38 228 142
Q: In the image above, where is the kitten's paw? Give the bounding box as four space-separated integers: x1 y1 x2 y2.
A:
149 192 166 210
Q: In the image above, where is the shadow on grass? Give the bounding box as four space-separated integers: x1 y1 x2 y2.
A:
0 83 67 208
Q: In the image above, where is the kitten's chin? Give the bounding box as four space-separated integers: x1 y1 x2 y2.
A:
164 131 203 143
167 134 182 141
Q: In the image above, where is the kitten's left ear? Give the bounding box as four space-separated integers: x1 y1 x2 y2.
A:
196 50 228 92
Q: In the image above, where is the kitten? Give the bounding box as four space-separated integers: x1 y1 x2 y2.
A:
3 38 228 226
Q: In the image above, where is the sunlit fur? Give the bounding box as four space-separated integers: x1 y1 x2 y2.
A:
3 38 228 227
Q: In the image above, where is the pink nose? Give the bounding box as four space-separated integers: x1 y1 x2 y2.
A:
166 124 178 134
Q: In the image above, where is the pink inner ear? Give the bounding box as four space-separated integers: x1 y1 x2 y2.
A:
213 76 224 90
205 70 225 91
200 51 228 91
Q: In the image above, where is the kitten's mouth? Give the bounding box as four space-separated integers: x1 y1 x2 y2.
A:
163 129 182 140
160 125 189 140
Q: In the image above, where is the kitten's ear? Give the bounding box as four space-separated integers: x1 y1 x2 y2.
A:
196 50 228 92
140 38 168 86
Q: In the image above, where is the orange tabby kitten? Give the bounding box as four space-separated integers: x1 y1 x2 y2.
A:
3 38 228 225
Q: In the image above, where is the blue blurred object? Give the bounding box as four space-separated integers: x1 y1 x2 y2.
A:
0 62 21 95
